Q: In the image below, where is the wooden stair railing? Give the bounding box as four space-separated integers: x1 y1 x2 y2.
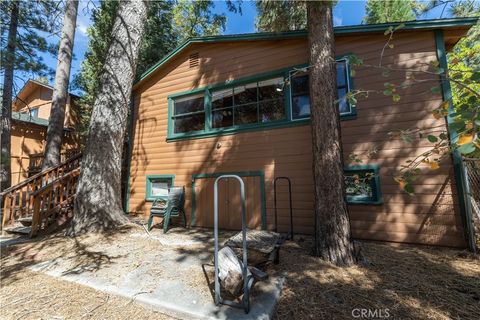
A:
1 153 82 230
30 168 80 237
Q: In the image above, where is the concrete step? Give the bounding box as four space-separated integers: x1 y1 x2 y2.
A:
4 226 31 235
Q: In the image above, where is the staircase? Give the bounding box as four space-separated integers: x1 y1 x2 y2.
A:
1 153 82 237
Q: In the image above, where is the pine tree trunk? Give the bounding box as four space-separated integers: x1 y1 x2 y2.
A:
69 0 148 235
307 1 355 266
0 1 19 191
42 0 79 170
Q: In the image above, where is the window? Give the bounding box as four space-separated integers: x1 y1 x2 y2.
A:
146 175 175 201
211 77 285 129
167 61 354 141
344 165 382 204
29 108 39 118
172 94 205 134
290 59 354 120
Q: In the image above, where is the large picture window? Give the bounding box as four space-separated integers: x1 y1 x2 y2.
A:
167 60 354 140
344 165 382 204
290 59 354 120
211 77 285 129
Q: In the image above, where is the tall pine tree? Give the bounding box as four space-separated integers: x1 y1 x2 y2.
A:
0 0 61 190
363 0 417 24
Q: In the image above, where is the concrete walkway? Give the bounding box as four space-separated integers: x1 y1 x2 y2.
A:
28 227 284 320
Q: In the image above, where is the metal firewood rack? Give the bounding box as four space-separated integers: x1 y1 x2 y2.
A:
213 175 254 313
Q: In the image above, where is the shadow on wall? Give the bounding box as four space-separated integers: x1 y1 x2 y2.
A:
128 34 465 245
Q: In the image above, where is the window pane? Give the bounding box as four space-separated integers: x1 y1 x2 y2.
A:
174 94 204 115
212 108 233 128
291 74 309 96
260 99 285 122
29 108 39 118
235 103 257 125
336 61 347 87
258 78 284 100
234 83 257 105
174 113 205 133
292 95 310 119
212 89 233 110
151 180 170 197
338 88 351 114
345 171 374 198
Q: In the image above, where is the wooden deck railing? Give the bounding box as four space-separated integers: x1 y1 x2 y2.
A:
1 153 82 230
30 168 80 237
28 151 79 176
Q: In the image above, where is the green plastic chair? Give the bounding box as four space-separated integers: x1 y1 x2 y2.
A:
147 186 186 233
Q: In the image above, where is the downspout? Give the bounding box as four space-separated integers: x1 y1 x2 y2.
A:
434 29 476 251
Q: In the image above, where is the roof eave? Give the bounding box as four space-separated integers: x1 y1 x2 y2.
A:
134 17 479 90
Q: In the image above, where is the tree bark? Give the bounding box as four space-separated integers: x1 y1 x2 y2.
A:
0 1 19 191
69 0 148 235
42 0 79 170
307 1 355 266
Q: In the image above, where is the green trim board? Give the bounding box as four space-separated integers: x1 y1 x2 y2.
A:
434 30 474 249
124 100 135 213
135 17 478 89
167 61 355 141
145 175 176 201
11 111 49 126
191 171 267 230
344 164 383 205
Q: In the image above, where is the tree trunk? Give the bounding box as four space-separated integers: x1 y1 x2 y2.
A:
0 1 19 191
42 0 79 170
69 0 148 235
307 1 355 266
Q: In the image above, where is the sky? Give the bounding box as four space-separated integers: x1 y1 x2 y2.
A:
11 0 460 95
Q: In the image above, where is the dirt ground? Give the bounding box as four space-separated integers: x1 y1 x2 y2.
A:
1 225 479 320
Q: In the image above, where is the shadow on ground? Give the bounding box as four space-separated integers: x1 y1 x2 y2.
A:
1 220 479 320
273 239 480 320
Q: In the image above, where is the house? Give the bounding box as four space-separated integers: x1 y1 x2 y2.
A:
10 79 79 184
126 18 478 247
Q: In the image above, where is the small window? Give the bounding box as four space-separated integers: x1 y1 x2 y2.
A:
344 165 382 204
172 94 205 134
29 108 39 118
146 175 175 201
290 59 353 120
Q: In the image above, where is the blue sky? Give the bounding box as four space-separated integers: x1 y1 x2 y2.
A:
11 0 458 95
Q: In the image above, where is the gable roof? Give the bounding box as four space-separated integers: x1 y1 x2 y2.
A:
14 79 80 107
134 17 479 90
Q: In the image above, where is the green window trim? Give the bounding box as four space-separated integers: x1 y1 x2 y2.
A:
167 60 356 141
145 174 175 201
191 171 267 230
344 164 383 205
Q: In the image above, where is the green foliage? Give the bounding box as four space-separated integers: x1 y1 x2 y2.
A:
74 0 238 133
255 0 307 32
363 0 417 24
0 0 61 79
172 0 227 40
72 0 118 134
447 2 480 156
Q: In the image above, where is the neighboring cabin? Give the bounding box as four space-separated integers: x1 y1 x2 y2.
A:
127 18 478 247
10 79 79 184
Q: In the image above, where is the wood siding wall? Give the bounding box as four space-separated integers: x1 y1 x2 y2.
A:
13 84 78 129
10 122 78 184
129 31 466 247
